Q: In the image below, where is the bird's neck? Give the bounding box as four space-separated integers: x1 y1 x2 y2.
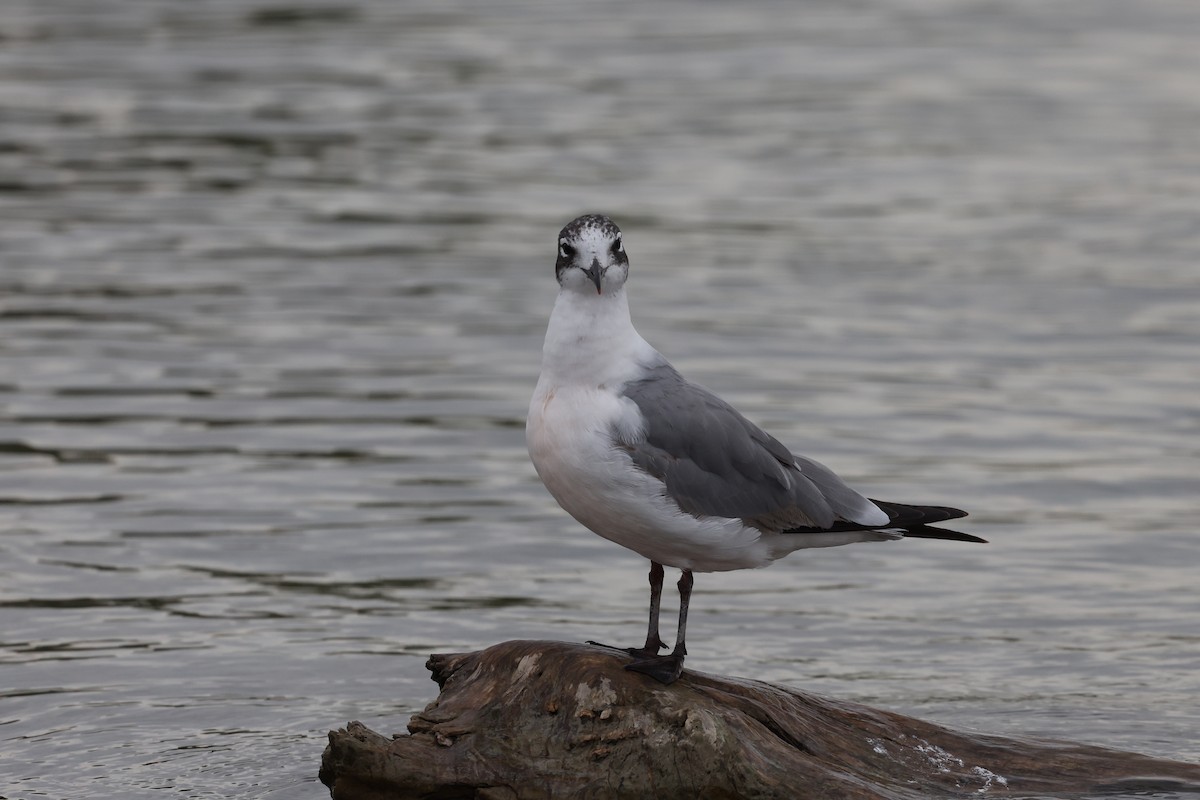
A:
539 287 651 388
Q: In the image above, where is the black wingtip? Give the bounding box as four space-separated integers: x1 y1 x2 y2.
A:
901 525 988 544
868 500 969 525
781 501 984 541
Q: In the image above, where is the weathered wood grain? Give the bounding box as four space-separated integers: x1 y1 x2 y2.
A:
320 640 1200 799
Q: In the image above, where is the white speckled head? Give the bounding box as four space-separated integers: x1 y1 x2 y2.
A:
555 214 629 296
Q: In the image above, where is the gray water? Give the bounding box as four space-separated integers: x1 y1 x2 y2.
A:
1 1 1199 798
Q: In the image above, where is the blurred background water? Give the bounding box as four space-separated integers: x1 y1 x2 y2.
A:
1 0 1198 797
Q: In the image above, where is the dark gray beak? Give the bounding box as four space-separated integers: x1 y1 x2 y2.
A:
583 258 604 294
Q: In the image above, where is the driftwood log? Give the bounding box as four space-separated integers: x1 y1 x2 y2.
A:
320 640 1200 799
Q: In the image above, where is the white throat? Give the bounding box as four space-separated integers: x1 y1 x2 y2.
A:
538 286 653 389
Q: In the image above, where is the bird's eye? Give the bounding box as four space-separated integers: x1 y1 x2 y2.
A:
612 238 623 254
559 242 575 259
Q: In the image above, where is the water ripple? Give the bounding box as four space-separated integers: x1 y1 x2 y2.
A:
2 1 1198 798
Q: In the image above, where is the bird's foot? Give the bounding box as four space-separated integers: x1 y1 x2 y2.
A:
585 640 665 660
624 652 685 685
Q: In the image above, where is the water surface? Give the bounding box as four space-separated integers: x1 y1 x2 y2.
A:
1 1 1198 797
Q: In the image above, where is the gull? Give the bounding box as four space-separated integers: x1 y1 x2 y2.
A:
526 214 984 684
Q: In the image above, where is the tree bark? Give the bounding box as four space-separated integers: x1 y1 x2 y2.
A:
320 640 1200 799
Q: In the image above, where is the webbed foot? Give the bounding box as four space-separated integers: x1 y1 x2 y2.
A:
586 640 666 660
624 652 685 685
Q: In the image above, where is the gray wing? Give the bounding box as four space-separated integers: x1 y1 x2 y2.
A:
616 362 877 531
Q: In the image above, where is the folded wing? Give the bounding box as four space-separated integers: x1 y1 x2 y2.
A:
616 362 889 532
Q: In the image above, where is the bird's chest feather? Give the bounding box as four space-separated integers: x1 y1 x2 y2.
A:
527 384 645 517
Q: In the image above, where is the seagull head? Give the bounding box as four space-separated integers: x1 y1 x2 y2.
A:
555 214 629 296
